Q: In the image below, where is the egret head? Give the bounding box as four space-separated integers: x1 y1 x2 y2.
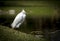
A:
21 9 26 14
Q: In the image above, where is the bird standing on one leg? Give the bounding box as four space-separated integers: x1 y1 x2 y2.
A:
11 9 26 28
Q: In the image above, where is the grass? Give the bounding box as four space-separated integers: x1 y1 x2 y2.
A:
0 1 58 19
0 1 56 18
0 25 46 41
0 6 55 17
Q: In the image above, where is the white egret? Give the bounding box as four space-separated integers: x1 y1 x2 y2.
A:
11 9 26 28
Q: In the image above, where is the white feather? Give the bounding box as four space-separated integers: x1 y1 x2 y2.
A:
11 9 26 28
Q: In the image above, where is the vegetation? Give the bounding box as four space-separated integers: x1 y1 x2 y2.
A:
0 25 46 41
